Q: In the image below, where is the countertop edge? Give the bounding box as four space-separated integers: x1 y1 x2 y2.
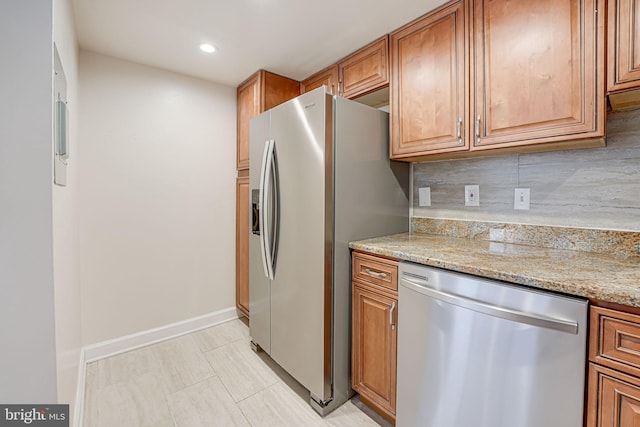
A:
349 235 640 309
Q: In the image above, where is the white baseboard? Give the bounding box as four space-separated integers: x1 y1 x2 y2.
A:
83 306 239 363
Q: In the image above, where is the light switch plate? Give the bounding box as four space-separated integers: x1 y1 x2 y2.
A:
514 188 530 210
465 185 479 206
418 187 431 207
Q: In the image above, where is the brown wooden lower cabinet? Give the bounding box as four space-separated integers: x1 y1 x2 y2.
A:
588 363 640 427
351 251 398 424
588 305 640 426
235 175 250 317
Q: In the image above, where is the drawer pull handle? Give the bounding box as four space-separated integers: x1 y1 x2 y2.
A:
365 268 387 278
390 301 396 330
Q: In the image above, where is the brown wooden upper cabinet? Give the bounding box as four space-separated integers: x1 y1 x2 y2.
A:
390 0 469 157
390 0 606 161
236 70 300 170
301 35 389 99
301 64 339 95
608 0 640 109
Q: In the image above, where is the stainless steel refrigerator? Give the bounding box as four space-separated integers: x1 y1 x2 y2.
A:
249 87 409 415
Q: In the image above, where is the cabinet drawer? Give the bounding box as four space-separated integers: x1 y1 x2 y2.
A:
590 306 640 377
352 252 398 292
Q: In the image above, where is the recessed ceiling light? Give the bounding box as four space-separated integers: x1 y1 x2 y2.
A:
199 43 216 53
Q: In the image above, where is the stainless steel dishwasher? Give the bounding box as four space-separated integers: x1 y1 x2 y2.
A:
397 261 588 427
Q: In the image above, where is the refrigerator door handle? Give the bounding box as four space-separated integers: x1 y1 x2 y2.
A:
269 140 279 278
258 140 272 279
261 139 276 280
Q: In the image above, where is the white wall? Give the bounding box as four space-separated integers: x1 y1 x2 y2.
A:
78 51 237 344
0 0 58 402
53 0 81 411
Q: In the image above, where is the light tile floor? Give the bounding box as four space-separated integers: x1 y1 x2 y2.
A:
83 318 389 426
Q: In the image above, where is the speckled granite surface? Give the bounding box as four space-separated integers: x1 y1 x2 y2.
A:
411 218 640 257
349 232 640 308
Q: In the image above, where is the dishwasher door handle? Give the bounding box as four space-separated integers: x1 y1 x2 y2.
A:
400 275 579 335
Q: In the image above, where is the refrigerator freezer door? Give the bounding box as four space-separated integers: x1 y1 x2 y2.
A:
249 112 273 355
268 89 333 401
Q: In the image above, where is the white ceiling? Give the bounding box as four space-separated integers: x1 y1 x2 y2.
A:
72 0 446 87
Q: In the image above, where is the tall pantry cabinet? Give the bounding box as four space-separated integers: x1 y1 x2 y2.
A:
235 70 299 317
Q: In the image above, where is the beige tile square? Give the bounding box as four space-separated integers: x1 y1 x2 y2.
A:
167 376 250 427
192 319 249 352
204 339 280 402
83 372 174 427
94 346 160 388
152 334 215 393
238 382 326 427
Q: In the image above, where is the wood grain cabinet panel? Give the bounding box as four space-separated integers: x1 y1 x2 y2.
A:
472 0 605 150
236 75 261 171
352 251 398 424
608 0 640 109
390 0 469 158
608 0 640 92
590 306 640 377
588 305 640 427
352 252 398 292
301 65 339 95
588 363 640 427
236 70 300 171
352 283 397 423
389 0 605 161
339 35 389 99
235 175 250 317
302 36 389 99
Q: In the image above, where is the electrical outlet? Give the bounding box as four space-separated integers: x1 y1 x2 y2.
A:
489 228 505 242
418 187 431 207
465 185 480 206
514 188 530 210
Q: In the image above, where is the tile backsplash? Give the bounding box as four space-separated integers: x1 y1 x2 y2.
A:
412 107 640 232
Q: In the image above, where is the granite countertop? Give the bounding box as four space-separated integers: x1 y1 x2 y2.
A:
349 232 640 308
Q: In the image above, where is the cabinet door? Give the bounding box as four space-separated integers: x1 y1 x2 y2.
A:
339 36 389 99
301 65 339 95
352 283 397 421
588 363 640 427
235 175 250 317
237 75 261 171
473 0 605 150
609 0 640 93
390 0 469 158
